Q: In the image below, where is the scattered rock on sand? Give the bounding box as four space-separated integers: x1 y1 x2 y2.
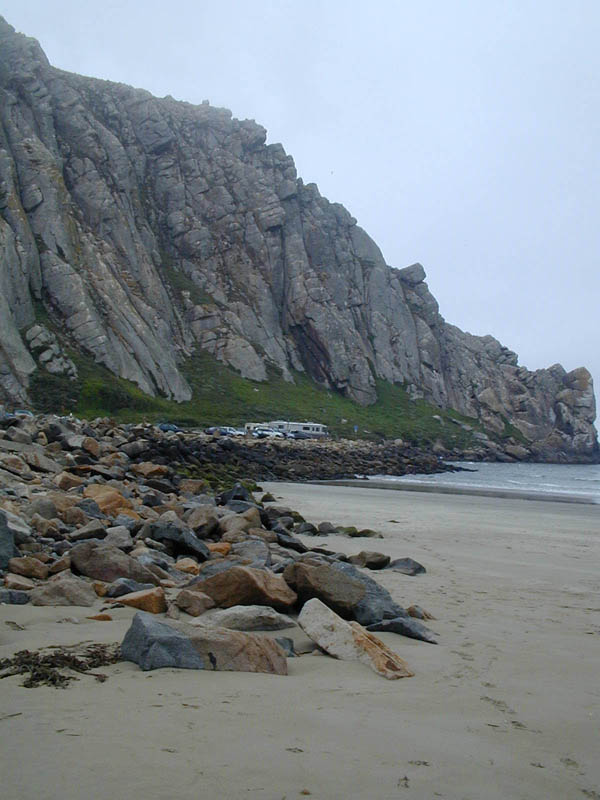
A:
366 617 438 644
387 557 426 575
298 598 413 680
120 612 206 671
347 551 391 570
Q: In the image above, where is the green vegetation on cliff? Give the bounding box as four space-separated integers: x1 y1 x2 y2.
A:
30 349 491 448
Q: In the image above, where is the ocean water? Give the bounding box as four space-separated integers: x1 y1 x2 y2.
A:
372 462 600 504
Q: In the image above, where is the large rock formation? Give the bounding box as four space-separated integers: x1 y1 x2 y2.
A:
0 17 596 461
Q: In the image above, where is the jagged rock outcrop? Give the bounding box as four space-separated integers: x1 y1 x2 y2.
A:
0 17 597 461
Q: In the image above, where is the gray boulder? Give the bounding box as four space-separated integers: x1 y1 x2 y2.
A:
30 572 97 606
121 612 205 671
0 588 31 604
330 560 408 625
387 557 426 575
0 510 19 570
106 577 156 598
366 617 438 644
70 541 160 585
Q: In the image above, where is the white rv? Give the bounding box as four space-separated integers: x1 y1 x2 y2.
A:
267 420 329 438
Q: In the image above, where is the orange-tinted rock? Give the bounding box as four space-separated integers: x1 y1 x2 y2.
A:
49 554 71 574
190 566 297 611
81 437 101 458
93 580 109 596
4 572 35 590
83 485 133 516
87 613 112 621
207 542 231 556
131 462 169 478
8 556 49 580
175 557 200 575
54 471 85 490
116 586 167 614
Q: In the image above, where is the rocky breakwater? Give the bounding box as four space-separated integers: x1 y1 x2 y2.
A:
0 414 440 684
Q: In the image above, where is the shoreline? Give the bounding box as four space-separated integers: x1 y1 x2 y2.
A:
312 478 599 505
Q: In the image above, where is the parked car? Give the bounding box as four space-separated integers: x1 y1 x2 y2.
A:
14 409 34 419
157 422 180 432
217 426 245 437
252 427 284 439
286 430 313 440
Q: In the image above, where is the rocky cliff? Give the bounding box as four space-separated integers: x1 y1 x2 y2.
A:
0 17 597 462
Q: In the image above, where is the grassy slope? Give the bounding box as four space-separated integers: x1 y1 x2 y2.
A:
29 348 501 449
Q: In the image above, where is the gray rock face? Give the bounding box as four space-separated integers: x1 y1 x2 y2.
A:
0 17 596 461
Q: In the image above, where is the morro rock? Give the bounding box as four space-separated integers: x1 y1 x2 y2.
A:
0 16 596 461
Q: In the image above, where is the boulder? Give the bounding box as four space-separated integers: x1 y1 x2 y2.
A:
115 586 167 614
5 572 35 590
69 518 107 542
330 561 407 625
54 471 85 490
0 588 30 604
366 617 438 644
141 521 210 561
189 566 297 611
0 511 19 570
121 612 206 671
170 619 288 675
387 557 426 576
407 604 435 620
8 556 49 580
26 497 57 520
70 541 160 585
217 482 254 505
103 526 134 551
208 604 295 631
298 598 413 680
122 612 288 674
347 551 391 570
283 561 365 618
48 554 71 574
230 538 271 568
30 572 97 606
186 506 220 538
106 577 156 598
174 557 200 575
174 588 215 616
83 485 134 516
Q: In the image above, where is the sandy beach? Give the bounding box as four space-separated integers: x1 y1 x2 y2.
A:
1 482 599 800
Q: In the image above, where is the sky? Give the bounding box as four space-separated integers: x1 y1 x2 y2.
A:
3 0 599 403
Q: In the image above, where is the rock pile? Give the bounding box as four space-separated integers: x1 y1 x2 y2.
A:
1 412 438 680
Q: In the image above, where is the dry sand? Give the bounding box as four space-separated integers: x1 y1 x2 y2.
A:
1 482 599 800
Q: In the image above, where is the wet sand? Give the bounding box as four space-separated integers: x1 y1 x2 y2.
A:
1 483 599 800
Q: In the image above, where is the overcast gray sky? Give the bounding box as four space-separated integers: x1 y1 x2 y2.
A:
3 0 599 402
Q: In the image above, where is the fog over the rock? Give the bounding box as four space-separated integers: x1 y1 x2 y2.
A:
3 0 599 399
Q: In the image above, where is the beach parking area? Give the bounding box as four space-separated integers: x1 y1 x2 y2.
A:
1 483 599 800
